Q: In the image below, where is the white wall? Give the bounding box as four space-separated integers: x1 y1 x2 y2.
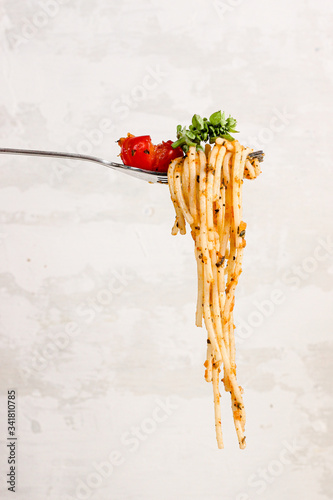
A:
0 1 332 499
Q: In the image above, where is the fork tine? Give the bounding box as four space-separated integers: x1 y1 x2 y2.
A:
157 176 168 184
156 150 264 184
0 147 264 183
247 150 265 162
248 150 264 157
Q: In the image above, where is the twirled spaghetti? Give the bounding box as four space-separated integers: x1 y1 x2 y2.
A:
168 138 261 449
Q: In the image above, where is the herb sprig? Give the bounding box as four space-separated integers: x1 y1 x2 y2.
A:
171 111 239 153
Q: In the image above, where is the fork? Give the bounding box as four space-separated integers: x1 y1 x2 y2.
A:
0 147 264 185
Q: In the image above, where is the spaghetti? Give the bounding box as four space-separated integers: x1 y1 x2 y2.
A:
168 138 261 449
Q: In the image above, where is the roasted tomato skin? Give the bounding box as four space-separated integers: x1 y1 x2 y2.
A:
118 134 183 172
152 140 184 172
118 134 154 170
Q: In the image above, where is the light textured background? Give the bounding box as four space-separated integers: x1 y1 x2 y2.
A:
0 1 332 499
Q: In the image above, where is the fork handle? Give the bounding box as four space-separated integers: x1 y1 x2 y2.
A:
0 147 111 167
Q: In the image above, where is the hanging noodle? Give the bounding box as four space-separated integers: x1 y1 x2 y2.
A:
168 138 261 449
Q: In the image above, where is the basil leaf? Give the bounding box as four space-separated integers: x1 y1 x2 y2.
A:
172 110 239 152
209 111 222 126
192 114 204 130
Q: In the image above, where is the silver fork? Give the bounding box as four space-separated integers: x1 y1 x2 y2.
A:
0 147 264 185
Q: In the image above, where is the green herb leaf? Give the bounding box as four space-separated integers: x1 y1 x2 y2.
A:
192 114 204 130
220 111 226 126
221 132 235 141
171 110 239 152
185 130 196 140
172 137 184 149
209 111 222 126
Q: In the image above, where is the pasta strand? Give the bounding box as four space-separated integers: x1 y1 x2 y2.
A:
168 138 261 449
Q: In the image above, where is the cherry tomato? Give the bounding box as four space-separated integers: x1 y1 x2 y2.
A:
118 134 183 172
118 134 154 170
152 140 183 172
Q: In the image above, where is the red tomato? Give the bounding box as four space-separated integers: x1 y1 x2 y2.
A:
118 134 154 170
152 140 183 172
118 134 183 172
